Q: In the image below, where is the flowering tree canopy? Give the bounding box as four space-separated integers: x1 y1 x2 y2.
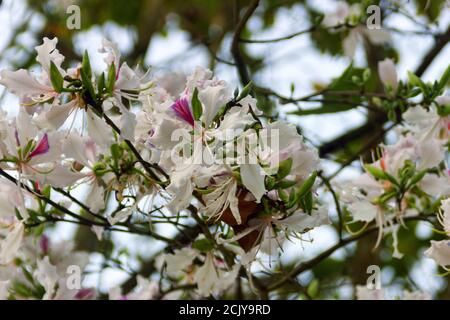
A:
0 0 449 300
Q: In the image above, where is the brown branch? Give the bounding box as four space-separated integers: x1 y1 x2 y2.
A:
231 0 260 86
101 112 169 183
415 24 450 77
239 23 348 44
265 214 434 291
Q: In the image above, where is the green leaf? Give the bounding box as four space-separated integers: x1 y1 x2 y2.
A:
438 64 450 91
192 238 214 253
49 61 63 93
303 191 313 214
266 176 276 190
409 170 427 186
106 62 116 96
287 189 298 208
81 69 96 103
364 164 387 180
274 179 297 189
363 68 371 82
237 81 253 101
297 171 317 199
12 282 34 298
276 158 293 180
81 50 96 102
377 190 397 204
82 50 92 80
279 189 289 203
110 144 123 161
408 71 428 93
191 88 202 121
307 279 319 298
289 63 371 116
41 185 51 199
97 72 105 94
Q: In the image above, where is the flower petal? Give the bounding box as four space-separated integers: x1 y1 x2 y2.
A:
240 164 266 202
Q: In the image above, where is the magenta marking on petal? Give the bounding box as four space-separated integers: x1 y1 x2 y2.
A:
39 235 50 255
171 97 194 126
29 133 50 159
75 288 94 300
14 129 21 147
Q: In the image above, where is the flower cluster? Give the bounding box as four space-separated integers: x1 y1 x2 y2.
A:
0 36 448 299
0 232 94 300
338 59 450 259
0 38 328 298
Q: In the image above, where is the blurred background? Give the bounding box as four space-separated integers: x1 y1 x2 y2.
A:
0 0 449 299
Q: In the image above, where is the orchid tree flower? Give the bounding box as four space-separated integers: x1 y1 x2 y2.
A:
0 38 65 105
378 58 399 94
0 220 25 265
322 2 391 57
62 132 111 213
109 275 158 300
1 111 84 188
339 127 448 258
1 236 94 300
425 199 450 269
162 243 240 297
98 39 154 142
403 98 450 142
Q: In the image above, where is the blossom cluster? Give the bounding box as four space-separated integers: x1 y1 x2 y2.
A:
338 58 450 260
0 36 448 299
0 38 327 298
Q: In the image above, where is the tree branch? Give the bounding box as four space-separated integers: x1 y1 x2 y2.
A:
265 214 434 291
231 0 259 86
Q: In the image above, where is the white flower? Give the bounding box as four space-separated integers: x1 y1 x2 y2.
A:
201 170 240 224
276 205 330 233
260 121 318 178
0 69 54 101
344 27 391 57
419 173 450 197
403 290 431 300
240 164 266 203
124 276 159 300
378 58 398 93
107 208 132 225
424 240 450 267
194 253 219 296
198 84 231 127
62 132 108 212
163 247 198 276
438 199 450 235
0 280 9 300
0 179 24 217
403 105 449 142
34 256 59 300
356 285 385 300
348 201 378 223
31 164 87 188
0 221 24 265
165 162 199 214
35 99 80 130
0 37 64 104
